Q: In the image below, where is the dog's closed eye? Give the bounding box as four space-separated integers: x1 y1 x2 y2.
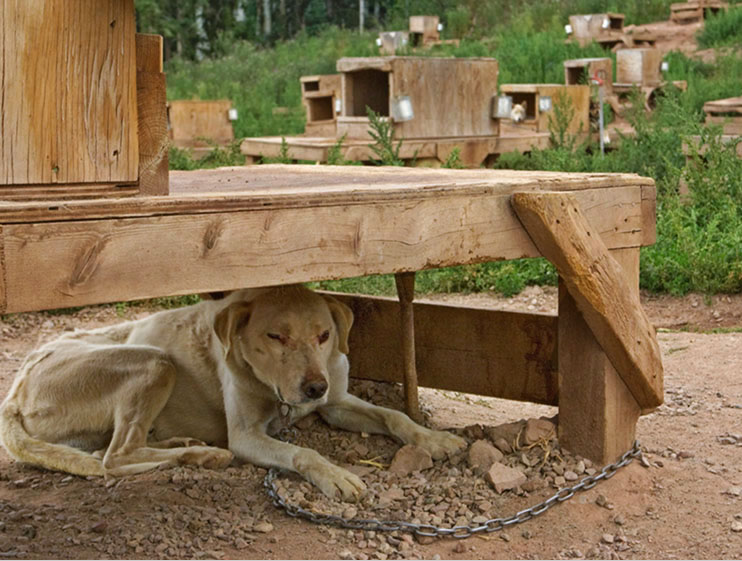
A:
267 333 289 345
318 330 330 344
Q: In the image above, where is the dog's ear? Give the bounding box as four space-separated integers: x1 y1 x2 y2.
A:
322 295 354 354
213 301 253 355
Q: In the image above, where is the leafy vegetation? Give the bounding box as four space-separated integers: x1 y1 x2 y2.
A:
366 107 406 166
149 2 742 297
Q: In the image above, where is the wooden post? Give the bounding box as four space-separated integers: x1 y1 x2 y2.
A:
558 248 642 463
394 272 423 422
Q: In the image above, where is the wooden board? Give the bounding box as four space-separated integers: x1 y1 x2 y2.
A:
136 33 169 196
511 191 663 409
0 0 138 186
564 58 613 94
334 294 558 405
168 100 235 145
0 166 654 313
616 48 662 86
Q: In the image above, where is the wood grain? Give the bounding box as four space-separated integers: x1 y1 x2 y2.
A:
0 183 648 313
394 273 423 422
511 190 663 409
331 294 558 405
1 0 138 186
136 34 169 196
557 248 642 463
168 100 234 145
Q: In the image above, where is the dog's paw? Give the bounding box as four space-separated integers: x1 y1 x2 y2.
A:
416 429 467 460
181 446 234 470
312 463 367 501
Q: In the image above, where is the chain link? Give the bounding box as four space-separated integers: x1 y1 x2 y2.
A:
264 439 643 538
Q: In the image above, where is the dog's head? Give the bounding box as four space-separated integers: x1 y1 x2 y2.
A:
213 286 353 406
510 101 527 123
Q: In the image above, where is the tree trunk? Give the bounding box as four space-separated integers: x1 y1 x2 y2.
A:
263 0 271 36
359 0 364 32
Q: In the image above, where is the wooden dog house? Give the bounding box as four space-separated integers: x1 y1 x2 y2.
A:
564 58 614 95
498 84 591 134
1 0 663 468
168 100 237 159
300 74 342 136
616 48 663 87
335 56 500 139
670 0 728 23
409 15 440 47
567 13 628 50
703 96 742 135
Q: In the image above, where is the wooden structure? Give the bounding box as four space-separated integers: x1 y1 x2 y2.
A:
616 48 663 86
335 56 500 140
703 97 742 135
670 0 728 23
300 75 342 136
498 85 591 134
564 58 614 94
2 0 664 466
409 16 440 47
168 100 236 159
378 31 409 55
567 13 628 50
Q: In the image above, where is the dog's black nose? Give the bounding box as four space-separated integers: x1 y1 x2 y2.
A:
302 380 328 400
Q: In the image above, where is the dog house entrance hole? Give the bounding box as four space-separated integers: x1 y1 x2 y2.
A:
510 92 538 120
567 66 588 86
307 96 334 122
347 69 390 117
302 80 320 92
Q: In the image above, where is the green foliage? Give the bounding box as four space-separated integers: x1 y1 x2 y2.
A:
548 89 581 150
366 107 405 166
697 5 742 49
325 133 359 166
441 147 465 169
260 137 294 164
168 140 245 170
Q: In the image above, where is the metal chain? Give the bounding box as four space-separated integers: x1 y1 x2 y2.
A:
264 438 643 539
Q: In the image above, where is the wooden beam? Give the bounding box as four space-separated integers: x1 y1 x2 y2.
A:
0 185 648 313
394 273 423 422
329 294 558 405
136 34 169 196
511 191 663 409
557 248 641 463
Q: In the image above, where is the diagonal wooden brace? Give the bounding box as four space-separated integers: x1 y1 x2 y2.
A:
511 191 664 411
394 272 424 423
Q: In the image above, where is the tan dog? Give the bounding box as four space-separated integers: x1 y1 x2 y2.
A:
0 285 465 499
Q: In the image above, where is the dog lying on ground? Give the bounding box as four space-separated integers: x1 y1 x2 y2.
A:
0 285 466 499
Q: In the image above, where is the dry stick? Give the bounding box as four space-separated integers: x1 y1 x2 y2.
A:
394 272 424 423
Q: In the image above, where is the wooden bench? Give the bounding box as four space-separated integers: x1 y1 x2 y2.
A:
0 164 662 464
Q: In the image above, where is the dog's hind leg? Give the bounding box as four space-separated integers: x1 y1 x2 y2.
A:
101 350 233 476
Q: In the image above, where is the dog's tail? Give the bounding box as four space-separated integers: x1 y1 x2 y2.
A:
0 400 104 477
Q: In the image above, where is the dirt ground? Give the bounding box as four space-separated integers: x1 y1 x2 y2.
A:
0 288 740 560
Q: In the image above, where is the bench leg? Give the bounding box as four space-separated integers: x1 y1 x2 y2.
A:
394 272 423 423
557 247 641 464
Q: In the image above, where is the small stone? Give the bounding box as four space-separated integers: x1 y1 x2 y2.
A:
554 476 566 487
339 549 354 560
725 486 742 497
21 525 36 539
468 440 504 472
564 470 579 481
522 529 532 539
596 494 608 508
90 521 107 534
389 445 433 475
234 538 249 549
486 462 527 493
493 437 512 455
524 418 556 445
254 522 274 533
343 507 358 519
614 514 626 526
677 450 694 459
575 460 586 475
732 521 742 533
500 532 511 542
453 541 467 553
415 535 435 545
602 533 615 544
295 413 318 430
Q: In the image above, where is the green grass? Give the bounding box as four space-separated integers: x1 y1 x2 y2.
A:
697 5 742 49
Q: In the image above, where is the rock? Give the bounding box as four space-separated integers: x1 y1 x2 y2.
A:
485 462 527 494
614 514 626 526
677 450 694 459
575 460 586 475
294 413 318 430
564 470 579 482
463 424 486 440
415 534 435 545
343 507 358 519
493 437 513 455
732 521 742 533
485 421 523 445
467 440 504 472
452 541 467 553
554 476 566 487
254 522 274 533
500 532 511 542
725 486 742 496
339 549 355 560
389 445 433 475
90 521 107 534
602 533 615 544
524 418 556 445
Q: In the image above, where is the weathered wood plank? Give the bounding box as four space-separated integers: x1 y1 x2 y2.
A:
0 185 647 313
511 191 663 409
136 34 169 196
1 0 138 186
331 294 558 405
557 248 642 463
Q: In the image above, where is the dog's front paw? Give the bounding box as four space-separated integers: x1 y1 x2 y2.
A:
296 450 366 501
416 429 467 460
